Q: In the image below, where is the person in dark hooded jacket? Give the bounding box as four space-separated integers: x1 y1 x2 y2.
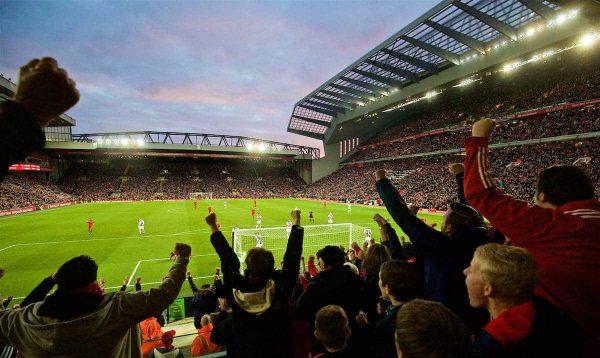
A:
207 210 303 358
375 169 488 333
293 245 366 324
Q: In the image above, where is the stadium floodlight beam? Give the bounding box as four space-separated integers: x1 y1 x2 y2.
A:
579 33 597 47
136 138 145 146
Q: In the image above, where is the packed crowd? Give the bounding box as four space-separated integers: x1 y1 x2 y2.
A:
0 173 72 211
56 158 307 203
350 104 600 162
362 47 600 145
302 138 600 209
3 115 599 356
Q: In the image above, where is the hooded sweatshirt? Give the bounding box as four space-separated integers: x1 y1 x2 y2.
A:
0 257 187 357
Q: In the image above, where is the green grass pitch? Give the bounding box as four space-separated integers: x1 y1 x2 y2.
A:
0 199 443 302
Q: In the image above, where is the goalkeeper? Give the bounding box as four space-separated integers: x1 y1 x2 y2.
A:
205 209 303 357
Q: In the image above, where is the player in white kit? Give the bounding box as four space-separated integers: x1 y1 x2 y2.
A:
138 218 145 235
347 202 352 212
327 212 333 225
254 232 263 248
286 220 292 236
364 227 372 243
256 214 262 229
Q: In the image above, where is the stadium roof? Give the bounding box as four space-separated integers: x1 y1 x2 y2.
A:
287 0 597 142
45 131 320 160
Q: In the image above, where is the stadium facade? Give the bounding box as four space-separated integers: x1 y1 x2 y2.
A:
287 0 600 182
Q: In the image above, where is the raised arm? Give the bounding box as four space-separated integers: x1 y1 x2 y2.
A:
187 271 199 293
375 170 450 259
374 214 404 261
20 274 56 307
463 118 556 243
117 243 190 322
206 213 245 290
449 163 467 204
280 209 304 296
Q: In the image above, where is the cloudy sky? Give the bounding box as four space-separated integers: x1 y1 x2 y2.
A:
1 0 438 149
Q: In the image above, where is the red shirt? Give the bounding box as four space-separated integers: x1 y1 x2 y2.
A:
87 220 94 228
464 136 600 336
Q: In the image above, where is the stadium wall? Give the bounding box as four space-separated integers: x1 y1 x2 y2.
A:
311 141 341 183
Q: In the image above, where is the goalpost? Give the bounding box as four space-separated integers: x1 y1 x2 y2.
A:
233 223 366 270
190 192 213 200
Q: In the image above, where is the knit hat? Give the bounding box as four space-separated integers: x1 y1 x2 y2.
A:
162 330 176 347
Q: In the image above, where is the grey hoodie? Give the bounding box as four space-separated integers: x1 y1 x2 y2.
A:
0 257 187 357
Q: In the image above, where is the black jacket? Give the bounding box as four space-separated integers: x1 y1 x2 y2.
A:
210 225 303 358
294 264 365 323
376 177 488 332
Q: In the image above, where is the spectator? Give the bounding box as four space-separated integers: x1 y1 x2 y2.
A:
141 316 163 357
466 243 586 357
376 169 489 333
360 243 391 320
187 271 218 329
207 210 303 358
464 118 600 347
0 243 190 356
148 330 184 358
395 299 473 358
313 305 356 358
294 245 365 324
191 314 223 357
0 57 79 181
356 260 419 358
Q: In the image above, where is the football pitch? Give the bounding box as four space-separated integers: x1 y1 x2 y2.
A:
0 199 443 302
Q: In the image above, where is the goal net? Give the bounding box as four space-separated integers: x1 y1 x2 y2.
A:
233 223 367 271
190 192 213 200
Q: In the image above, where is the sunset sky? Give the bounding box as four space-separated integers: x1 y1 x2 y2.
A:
1 0 438 149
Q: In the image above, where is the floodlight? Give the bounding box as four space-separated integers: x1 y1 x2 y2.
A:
579 33 597 47
502 41 508 46
526 28 535 37
97 138 103 144
121 138 129 145
137 139 145 146
357 102 365 106
531 54 540 62
569 9 578 18
247 142 254 150
503 64 514 72
556 14 566 24
494 44 500 50
424 91 438 99
258 143 266 152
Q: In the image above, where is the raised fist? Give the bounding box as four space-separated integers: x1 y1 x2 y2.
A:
448 163 464 175
373 213 388 227
472 118 497 138
14 57 79 127
205 212 217 227
291 209 301 225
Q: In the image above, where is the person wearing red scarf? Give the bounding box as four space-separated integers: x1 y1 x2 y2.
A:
465 244 586 357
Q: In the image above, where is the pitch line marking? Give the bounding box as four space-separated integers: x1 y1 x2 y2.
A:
0 228 211 253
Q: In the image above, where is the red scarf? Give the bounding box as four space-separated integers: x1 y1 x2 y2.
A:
71 282 104 296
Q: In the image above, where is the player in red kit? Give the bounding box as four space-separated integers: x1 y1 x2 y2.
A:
251 207 256 218
87 217 94 235
208 206 212 214
194 199 198 210
253 199 257 207
323 201 326 208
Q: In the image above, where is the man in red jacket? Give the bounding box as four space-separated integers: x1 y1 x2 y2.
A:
463 118 600 342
